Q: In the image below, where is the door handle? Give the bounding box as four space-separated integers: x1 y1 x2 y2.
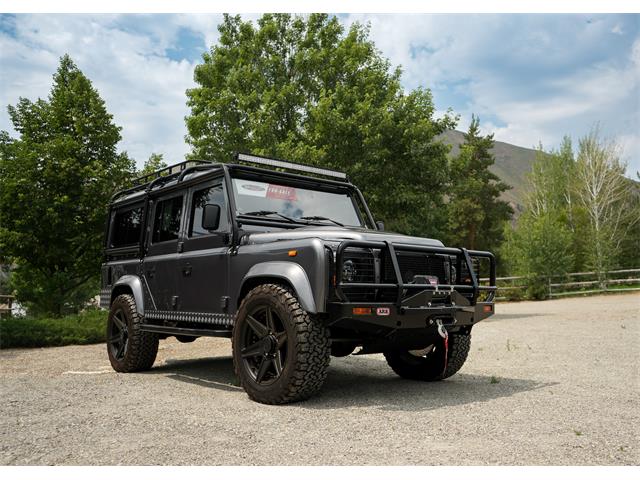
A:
182 263 192 277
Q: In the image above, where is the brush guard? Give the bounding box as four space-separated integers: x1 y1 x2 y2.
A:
327 240 497 329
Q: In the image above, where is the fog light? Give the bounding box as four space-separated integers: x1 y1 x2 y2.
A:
483 305 493 313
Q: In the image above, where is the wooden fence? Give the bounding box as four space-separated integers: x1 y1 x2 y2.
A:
0 294 14 317
482 268 640 301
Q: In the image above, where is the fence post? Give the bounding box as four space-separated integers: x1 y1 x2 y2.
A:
547 276 552 299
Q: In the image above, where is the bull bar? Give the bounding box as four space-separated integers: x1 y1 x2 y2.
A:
328 240 497 329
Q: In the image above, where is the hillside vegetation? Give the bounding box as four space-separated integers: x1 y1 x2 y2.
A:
441 130 538 210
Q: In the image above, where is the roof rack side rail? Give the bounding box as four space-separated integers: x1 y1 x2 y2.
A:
235 152 348 181
132 160 210 186
110 160 214 203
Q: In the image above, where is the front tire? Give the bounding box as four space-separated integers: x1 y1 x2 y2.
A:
232 284 331 404
107 294 159 372
384 332 471 381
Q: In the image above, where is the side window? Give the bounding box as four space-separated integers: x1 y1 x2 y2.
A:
152 196 183 243
189 182 228 237
110 205 143 248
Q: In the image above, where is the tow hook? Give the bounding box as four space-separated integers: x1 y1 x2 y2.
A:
436 319 449 375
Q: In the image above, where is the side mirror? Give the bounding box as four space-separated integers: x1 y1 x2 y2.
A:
376 220 385 231
202 204 221 231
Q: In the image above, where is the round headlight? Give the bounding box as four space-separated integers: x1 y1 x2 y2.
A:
342 260 357 283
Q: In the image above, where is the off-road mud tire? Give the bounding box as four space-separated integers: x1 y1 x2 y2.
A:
233 284 331 404
384 332 471 381
107 294 159 372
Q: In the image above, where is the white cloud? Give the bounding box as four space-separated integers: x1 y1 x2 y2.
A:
341 13 640 176
1 13 638 177
0 14 225 167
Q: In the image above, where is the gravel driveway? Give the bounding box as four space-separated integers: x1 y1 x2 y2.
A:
1 293 638 465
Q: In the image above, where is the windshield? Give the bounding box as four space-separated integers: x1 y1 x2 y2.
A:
232 178 364 227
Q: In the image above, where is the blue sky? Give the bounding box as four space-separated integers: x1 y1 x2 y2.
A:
1 13 638 176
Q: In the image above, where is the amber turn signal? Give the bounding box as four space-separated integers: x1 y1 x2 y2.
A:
352 307 372 315
288 250 297 257
483 305 493 313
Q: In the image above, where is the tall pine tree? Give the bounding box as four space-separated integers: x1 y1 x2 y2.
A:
446 115 512 250
0 55 134 315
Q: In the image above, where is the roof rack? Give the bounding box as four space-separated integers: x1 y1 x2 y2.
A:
235 152 348 180
111 160 217 203
132 160 211 186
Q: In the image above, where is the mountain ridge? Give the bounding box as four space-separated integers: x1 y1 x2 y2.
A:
439 130 538 210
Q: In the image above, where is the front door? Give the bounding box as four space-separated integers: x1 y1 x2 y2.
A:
178 179 231 316
142 193 185 312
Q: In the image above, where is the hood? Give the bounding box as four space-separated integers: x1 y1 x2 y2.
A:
243 225 444 247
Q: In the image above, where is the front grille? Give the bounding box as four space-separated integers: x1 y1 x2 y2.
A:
382 251 448 284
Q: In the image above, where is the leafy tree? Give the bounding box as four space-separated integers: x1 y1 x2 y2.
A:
574 128 639 279
0 55 134 316
501 213 574 299
186 13 456 237
446 115 512 250
500 140 576 297
138 152 167 177
524 137 589 271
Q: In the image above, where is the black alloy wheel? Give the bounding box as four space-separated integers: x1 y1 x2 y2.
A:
239 305 288 385
107 307 129 361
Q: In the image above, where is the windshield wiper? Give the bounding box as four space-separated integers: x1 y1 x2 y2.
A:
241 210 297 223
300 216 344 227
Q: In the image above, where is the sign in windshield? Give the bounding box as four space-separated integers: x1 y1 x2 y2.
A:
232 178 363 227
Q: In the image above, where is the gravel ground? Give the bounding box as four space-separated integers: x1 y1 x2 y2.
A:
1 293 638 465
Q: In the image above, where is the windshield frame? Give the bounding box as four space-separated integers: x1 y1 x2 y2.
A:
228 168 373 229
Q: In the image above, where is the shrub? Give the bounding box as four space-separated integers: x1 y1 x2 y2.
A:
0 309 106 348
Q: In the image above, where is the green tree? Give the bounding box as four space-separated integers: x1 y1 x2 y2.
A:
501 213 574 299
138 152 167 177
574 128 640 279
500 140 576 298
186 13 456 237
446 115 512 250
0 55 134 316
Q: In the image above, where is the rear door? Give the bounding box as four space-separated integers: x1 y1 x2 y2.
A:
178 178 231 315
142 192 185 312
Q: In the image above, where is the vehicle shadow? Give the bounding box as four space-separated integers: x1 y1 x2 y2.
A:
148 354 554 412
487 313 545 321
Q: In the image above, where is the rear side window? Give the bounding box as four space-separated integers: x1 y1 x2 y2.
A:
152 196 183 243
110 206 143 248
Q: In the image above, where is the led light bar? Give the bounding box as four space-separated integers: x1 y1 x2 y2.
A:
236 152 348 180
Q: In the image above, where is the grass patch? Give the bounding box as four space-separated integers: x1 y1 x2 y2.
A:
490 376 500 384
0 309 106 349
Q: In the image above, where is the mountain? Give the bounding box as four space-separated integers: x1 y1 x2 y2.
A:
439 130 538 210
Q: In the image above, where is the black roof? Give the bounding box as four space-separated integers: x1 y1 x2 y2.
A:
110 153 350 205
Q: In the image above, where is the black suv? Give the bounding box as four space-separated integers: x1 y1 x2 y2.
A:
101 153 496 404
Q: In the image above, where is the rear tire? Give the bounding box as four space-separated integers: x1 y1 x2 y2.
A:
107 294 159 372
384 333 471 381
232 284 331 404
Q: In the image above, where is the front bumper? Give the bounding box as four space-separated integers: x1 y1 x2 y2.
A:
327 292 494 330
328 240 497 330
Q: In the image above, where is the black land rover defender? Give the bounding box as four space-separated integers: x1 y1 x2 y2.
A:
101 153 496 404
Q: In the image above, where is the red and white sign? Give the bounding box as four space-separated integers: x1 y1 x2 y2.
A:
235 179 297 201
266 184 297 201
